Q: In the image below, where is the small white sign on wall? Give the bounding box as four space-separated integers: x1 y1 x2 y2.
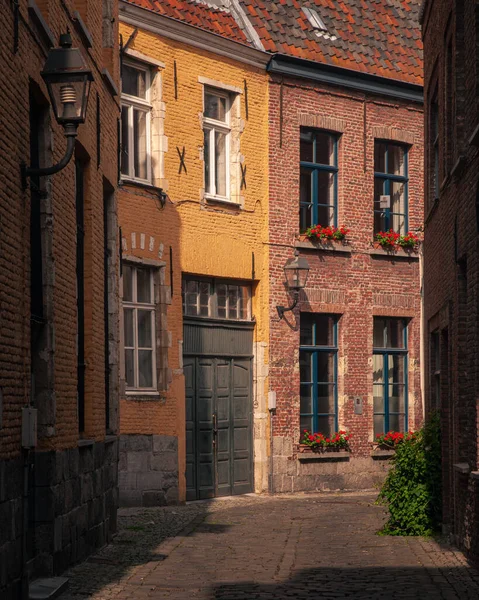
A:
379 195 391 209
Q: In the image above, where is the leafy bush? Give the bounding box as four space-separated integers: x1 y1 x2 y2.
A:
377 413 442 536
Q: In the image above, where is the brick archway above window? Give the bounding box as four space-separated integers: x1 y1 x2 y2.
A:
371 126 417 145
299 113 346 134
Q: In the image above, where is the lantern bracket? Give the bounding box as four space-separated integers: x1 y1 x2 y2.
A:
21 124 77 190
277 290 300 320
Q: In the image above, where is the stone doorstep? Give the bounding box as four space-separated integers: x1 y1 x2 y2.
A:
29 577 69 600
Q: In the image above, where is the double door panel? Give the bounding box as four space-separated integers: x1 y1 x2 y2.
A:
185 357 252 501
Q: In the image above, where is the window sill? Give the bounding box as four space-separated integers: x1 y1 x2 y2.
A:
294 240 352 254
371 449 396 459
120 179 163 193
369 246 420 260
204 195 241 208
125 392 165 402
453 462 471 475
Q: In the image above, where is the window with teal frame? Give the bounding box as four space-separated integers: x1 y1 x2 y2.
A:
374 141 408 235
299 313 338 435
373 317 408 436
300 129 338 231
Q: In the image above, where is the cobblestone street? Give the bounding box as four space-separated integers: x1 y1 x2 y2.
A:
60 492 479 599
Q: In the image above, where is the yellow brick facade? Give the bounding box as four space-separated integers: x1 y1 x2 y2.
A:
118 20 270 503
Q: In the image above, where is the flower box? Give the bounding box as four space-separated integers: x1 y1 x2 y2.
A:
297 445 350 461
295 238 351 253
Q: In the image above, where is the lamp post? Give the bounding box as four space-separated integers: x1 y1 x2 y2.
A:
276 255 310 319
21 32 93 188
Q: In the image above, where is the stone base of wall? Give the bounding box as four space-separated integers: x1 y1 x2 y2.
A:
0 456 25 600
0 439 119 598
119 435 178 507
271 436 393 493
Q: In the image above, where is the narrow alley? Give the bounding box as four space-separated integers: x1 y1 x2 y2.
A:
61 493 479 599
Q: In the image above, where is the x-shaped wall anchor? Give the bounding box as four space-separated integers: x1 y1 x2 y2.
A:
240 163 247 190
177 146 187 174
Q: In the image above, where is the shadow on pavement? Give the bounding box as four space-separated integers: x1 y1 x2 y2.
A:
211 565 479 599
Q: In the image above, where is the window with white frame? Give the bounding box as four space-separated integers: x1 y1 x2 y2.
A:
121 62 151 182
123 264 156 391
203 88 231 200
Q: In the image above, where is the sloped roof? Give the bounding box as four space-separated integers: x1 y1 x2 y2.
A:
126 0 250 45
240 0 423 85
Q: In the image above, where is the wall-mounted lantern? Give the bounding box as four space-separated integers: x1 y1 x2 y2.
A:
21 32 93 188
276 255 310 319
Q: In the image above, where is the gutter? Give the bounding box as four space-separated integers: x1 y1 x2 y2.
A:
267 54 424 104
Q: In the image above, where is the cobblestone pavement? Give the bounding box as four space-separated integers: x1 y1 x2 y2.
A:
62 492 479 599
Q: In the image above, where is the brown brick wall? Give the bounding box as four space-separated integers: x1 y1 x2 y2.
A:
423 0 479 562
0 0 120 593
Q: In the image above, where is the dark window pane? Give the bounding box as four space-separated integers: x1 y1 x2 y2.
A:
374 141 387 173
374 178 387 210
317 384 335 414
300 129 314 162
314 314 335 346
217 283 227 318
204 92 226 121
374 414 385 437
137 268 151 303
317 204 334 227
137 309 152 347
388 414 403 433
123 308 134 348
314 132 335 166
121 106 129 176
317 352 334 382
300 384 313 414
228 285 239 319
125 349 134 387
300 415 313 433
299 351 312 382
317 170 334 208
138 350 153 387
374 211 386 235
388 384 405 414
204 129 211 193
133 109 147 180
388 355 405 383
373 385 384 413
123 65 146 98
300 314 314 345
388 145 405 176
316 415 335 437
300 168 313 205
388 319 406 349
373 319 386 348
123 264 133 302
238 286 250 320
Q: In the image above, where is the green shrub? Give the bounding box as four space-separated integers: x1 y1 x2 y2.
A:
377 413 442 536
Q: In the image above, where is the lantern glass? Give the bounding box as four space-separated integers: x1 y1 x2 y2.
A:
44 74 91 125
284 257 310 290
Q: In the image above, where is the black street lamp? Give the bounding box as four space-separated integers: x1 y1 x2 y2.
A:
276 255 310 319
21 32 93 188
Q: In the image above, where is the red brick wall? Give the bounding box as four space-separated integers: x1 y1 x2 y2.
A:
268 75 424 476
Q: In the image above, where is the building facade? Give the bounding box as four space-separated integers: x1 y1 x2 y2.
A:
243 1 425 491
117 0 270 505
422 0 479 561
0 0 120 596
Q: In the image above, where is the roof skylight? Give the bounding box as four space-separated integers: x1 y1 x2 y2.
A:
302 7 327 32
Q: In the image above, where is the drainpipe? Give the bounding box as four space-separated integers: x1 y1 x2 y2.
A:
419 242 425 421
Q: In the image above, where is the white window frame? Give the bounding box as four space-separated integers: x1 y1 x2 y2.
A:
121 60 152 184
203 87 231 202
123 265 157 393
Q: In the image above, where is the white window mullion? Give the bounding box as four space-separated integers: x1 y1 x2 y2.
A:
151 308 157 388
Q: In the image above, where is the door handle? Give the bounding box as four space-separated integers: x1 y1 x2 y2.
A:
213 414 218 435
